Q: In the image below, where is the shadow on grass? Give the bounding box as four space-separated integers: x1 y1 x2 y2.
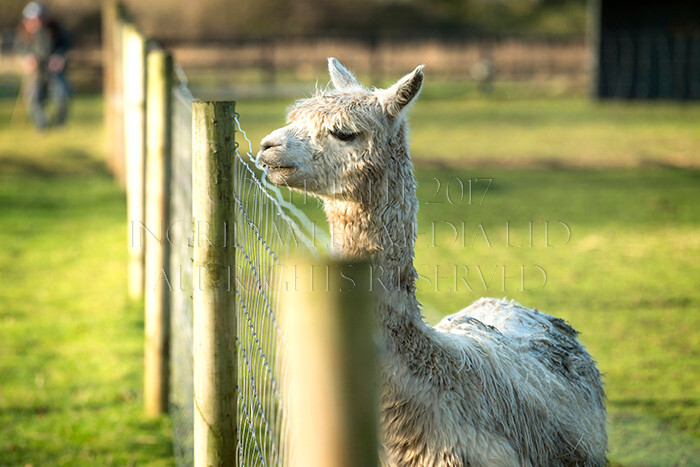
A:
0 148 110 179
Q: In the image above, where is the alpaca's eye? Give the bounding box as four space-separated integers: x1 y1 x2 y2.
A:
331 130 358 142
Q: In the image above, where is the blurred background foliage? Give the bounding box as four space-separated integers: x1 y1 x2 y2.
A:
0 0 588 43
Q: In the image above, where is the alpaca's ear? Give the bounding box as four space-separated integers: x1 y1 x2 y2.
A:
328 57 360 90
380 65 424 117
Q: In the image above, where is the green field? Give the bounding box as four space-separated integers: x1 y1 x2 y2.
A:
1 89 698 465
0 95 173 465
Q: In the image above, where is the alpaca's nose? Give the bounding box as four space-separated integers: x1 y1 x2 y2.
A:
261 141 274 152
260 136 281 153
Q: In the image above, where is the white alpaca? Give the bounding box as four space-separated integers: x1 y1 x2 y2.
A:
257 58 607 466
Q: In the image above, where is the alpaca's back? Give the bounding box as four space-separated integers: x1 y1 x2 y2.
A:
438 297 605 403
427 297 607 466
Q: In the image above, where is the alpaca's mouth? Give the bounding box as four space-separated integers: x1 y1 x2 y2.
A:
255 154 297 172
257 161 296 171
256 161 299 186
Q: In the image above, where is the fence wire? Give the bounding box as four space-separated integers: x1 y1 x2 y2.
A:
168 68 327 467
170 85 195 467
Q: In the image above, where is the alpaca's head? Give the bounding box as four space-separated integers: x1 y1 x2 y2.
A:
257 58 423 201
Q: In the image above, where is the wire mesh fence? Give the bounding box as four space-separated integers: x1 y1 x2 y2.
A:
166 67 328 465
169 84 195 467
234 119 289 466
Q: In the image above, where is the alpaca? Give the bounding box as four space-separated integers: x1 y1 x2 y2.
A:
257 58 607 466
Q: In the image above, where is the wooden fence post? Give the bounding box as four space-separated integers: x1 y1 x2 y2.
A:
144 48 173 417
123 22 147 300
192 101 237 466
106 2 126 187
283 258 379 467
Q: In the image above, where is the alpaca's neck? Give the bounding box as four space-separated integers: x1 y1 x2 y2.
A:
324 194 416 291
323 123 422 325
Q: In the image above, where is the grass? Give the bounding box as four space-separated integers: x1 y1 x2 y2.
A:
0 86 698 465
408 167 700 464
0 95 174 465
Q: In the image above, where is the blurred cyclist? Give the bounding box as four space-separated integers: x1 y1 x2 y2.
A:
14 2 71 130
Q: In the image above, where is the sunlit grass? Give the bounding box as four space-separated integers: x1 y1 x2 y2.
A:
410 97 700 168
0 95 174 465
1 88 698 465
